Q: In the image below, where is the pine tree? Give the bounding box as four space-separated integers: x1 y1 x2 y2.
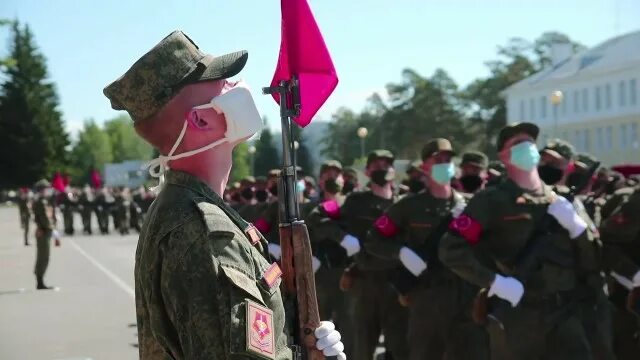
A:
0 22 69 188
253 127 280 177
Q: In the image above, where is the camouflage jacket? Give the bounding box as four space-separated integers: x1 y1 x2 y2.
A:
33 197 55 230
135 170 292 360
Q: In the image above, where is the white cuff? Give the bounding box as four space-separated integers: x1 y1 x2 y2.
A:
611 272 634 290
340 234 361 257
312 256 321 273
267 243 282 260
633 271 640 288
399 247 427 276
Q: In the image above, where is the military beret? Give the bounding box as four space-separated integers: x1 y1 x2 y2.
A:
496 122 539 151
461 151 488 169
367 149 395 166
103 30 248 122
541 138 575 161
320 160 343 174
421 138 455 160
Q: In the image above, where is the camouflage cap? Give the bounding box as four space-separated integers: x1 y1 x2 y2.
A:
320 160 343 174
268 169 281 178
574 153 599 171
34 179 51 189
240 176 256 186
541 138 575 161
367 149 395 166
461 151 488 169
421 138 455 160
497 122 539 151
343 167 358 178
103 30 248 122
406 160 424 175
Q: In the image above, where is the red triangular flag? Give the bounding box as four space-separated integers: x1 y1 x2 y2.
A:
90 169 102 189
270 0 338 127
51 172 65 192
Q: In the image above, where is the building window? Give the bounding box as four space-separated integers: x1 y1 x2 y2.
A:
631 123 639 149
620 124 627 149
519 100 525 120
619 80 627 107
584 129 591 151
630 79 637 105
606 126 613 150
582 88 588 112
561 92 567 116
529 98 535 120
572 90 578 114
540 96 547 119
595 86 602 110
596 128 604 152
605 84 612 109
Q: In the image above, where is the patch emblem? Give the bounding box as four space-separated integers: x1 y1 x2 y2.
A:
374 214 399 237
263 262 283 289
246 225 262 245
449 214 482 245
246 299 275 360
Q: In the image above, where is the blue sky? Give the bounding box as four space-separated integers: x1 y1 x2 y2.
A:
1 0 638 137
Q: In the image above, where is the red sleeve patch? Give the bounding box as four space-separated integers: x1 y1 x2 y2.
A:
374 214 399 237
254 217 272 234
449 215 483 246
321 199 341 220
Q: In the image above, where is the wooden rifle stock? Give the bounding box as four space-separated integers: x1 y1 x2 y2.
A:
280 221 324 360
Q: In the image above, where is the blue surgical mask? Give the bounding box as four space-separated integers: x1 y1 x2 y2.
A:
510 141 540 171
431 162 455 185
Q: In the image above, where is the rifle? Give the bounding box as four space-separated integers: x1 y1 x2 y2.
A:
471 160 601 326
263 79 324 360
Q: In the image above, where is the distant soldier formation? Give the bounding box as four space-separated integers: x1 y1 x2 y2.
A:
11 121 640 359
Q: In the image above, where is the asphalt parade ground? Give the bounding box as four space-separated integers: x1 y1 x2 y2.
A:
0 206 139 360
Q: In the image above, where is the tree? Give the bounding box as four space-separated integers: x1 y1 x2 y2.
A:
103 114 153 162
69 120 112 182
0 21 69 188
230 142 250 182
253 126 280 177
291 125 314 175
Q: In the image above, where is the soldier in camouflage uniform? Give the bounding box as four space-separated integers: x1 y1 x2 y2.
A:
60 186 77 235
457 151 489 196
32 179 56 290
17 188 32 246
239 176 270 223
538 140 615 360
78 185 95 234
599 184 640 360
367 139 488 360
403 160 425 195
103 30 345 360
341 167 359 196
440 123 597 359
115 187 131 235
95 187 111 234
334 150 408 360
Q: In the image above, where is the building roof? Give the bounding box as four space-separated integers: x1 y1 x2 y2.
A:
505 30 640 94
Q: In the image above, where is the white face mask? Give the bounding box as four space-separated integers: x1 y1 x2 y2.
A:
145 80 263 192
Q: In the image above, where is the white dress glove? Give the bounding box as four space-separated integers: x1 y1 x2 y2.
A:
52 230 60 239
340 234 361 257
399 247 427 276
312 256 321 273
451 202 466 218
634 271 640 287
267 243 282 260
611 271 640 290
547 196 587 239
488 274 524 307
315 321 346 360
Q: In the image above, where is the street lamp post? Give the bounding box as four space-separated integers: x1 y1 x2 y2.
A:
357 127 368 158
550 90 563 139
248 145 256 176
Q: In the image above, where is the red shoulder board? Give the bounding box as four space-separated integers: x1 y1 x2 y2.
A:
374 213 399 237
449 215 482 246
321 199 341 220
254 217 272 234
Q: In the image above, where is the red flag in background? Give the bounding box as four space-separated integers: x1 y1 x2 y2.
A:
269 0 338 127
51 172 65 192
90 169 102 189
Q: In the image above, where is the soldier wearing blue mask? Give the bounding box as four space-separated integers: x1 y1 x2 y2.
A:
440 122 598 359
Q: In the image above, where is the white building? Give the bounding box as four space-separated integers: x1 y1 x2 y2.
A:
104 160 147 188
504 30 640 166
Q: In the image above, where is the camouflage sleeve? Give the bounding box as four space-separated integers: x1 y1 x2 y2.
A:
33 200 52 229
600 189 640 278
365 199 407 260
439 191 496 288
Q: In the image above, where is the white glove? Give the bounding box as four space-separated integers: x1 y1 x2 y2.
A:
315 321 346 360
634 271 640 287
268 243 282 260
488 274 524 307
312 256 321 273
399 247 427 276
611 272 634 290
451 201 466 218
340 234 361 257
547 196 587 239
52 230 60 239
